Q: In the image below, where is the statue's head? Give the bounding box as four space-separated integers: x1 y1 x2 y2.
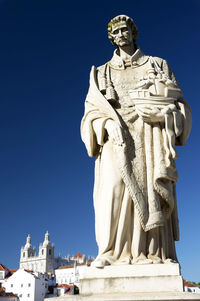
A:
108 15 138 47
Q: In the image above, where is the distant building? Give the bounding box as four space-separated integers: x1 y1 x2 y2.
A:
19 232 94 276
184 280 200 294
1 232 94 300
3 269 48 301
0 287 19 301
55 259 92 286
0 264 11 287
54 252 93 269
19 232 54 274
54 284 74 297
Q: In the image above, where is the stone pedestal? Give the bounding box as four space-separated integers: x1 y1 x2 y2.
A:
79 264 183 294
44 292 200 300
44 264 200 301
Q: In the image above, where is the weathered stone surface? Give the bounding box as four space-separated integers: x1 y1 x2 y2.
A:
77 13 193 301
81 14 192 268
80 263 181 278
44 291 200 301
79 264 183 295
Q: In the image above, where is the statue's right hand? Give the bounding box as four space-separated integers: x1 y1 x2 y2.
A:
104 120 124 146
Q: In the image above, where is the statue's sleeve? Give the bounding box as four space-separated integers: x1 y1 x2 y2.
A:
80 100 100 157
175 100 192 146
162 59 192 146
80 69 111 157
81 100 109 157
81 66 122 157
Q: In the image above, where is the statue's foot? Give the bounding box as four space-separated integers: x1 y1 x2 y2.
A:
147 255 162 264
91 258 111 269
113 256 131 265
132 254 153 265
133 258 153 265
164 258 177 264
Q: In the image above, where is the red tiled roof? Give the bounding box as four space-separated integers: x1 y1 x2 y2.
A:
57 261 91 270
0 266 16 279
57 265 74 269
0 292 19 298
57 284 73 288
65 286 73 294
24 269 33 273
184 280 196 287
0 264 9 272
9 269 17 274
6 269 39 280
5 269 17 278
74 252 83 258
56 284 74 294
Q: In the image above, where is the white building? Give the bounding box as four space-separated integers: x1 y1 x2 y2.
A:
0 287 19 301
3 269 47 301
55 261 92 286
186 287 200 294
184 280 200 294
19 232 94 275
0 264 11 287
54 252 93 269
55 284 74 296
20 232 54 274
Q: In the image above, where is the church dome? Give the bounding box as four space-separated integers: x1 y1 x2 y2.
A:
43 231 50 247
24 234 32 250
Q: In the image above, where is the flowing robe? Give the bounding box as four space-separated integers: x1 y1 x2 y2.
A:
81 49 192 264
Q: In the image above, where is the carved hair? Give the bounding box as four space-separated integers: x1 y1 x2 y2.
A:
108 15 138 45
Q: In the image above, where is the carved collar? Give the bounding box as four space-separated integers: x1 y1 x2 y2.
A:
108 47 149 70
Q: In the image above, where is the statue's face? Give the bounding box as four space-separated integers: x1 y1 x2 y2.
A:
111 22 133 47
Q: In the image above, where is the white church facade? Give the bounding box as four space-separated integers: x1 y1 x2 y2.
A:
20 231 54 274
19 232 93 276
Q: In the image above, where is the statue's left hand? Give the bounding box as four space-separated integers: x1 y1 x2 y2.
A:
136 106 165 123
104 119 124 146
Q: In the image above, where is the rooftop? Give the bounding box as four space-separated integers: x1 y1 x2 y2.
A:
0 264 9 272
57 284 74 294
184 280 197 287
56 261 91 270
73 252 83 258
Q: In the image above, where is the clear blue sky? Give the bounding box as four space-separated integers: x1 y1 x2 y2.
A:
0 0 199 283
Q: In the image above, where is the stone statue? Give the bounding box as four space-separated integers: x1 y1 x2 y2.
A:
81 15 192 268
